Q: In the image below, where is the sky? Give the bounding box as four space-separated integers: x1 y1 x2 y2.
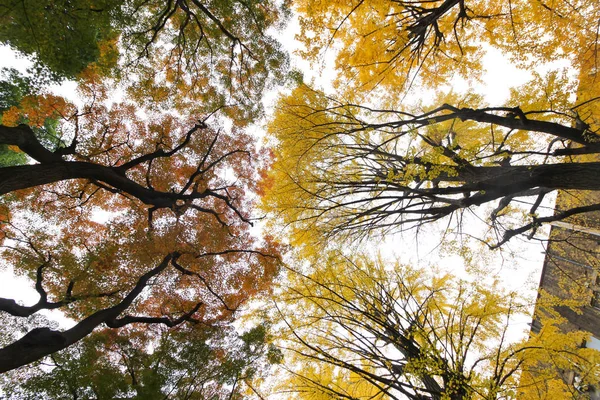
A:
274 15 551 336
0 16 552 344
0 43 40 306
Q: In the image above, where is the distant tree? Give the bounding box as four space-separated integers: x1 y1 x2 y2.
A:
0 68 34 112
275 253 600 399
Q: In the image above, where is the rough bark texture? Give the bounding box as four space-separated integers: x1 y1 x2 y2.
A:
0 161 187 207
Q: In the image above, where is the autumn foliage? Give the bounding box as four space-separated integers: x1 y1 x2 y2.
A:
0 66 283 374
0 0 289 382
258 0 600 399
1 0 600 399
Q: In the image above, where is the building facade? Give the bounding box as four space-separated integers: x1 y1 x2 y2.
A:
530 191 600 398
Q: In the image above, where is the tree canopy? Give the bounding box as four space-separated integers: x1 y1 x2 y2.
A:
0 0 290 121
0 0 121 81
0 0 286 378
263 83 600 249
1 0 600 398
0 71 281 371
273 253 600 399
294 0 600 101
3 324 282 399
262 0 600 250
258 0 600 398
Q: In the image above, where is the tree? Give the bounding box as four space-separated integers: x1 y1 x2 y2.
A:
0 65 281 372
264 0 600 251
0 0 290 122
262 83 600 248
0 0 121 81
0 68 30 167
263 0 600 249
295 0 485 96
274 253 600 399
2 323 282 399
117 0 290 122
0 0 292 371
0 68 65 168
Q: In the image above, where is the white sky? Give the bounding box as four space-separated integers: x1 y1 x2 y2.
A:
271 14 553 346
0 44 37 305
0 46 77 326
0 17 550 348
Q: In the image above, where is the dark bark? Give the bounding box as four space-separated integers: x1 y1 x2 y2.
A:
311 155 600 243
0 161 186 207
446 106 593 145
365 104 593 146
408 0 462 41
384 328 443 399
441 162 600 195
406 162 600 223
339 162 600 216
0 124 62 163
0 123 246 219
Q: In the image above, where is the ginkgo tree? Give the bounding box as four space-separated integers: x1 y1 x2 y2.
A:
262 81 600 249
274 253 600 399
294 0 599 102
257 2 600 398
262 0 600 249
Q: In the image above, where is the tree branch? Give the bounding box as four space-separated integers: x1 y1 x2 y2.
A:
0 253 178 373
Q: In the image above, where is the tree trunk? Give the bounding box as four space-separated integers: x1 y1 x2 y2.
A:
445 162 600 192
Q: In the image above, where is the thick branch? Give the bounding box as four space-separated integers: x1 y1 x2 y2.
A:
0 253 178 373
116 122 206 172
0 162 183 208
0 124 62 163
0 123 249 224
0 262 120 318
446 106 592 145
0 283 120 318
491 203 600 249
